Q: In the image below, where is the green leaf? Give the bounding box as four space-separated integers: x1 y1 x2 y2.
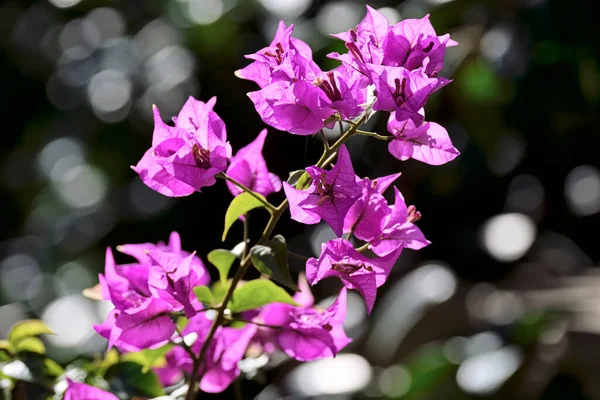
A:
207 249 237 283
230 280 298 313
43 358 64 378
14 338 45 355
0 340 12 354
212 281 230 303
122 344 173 373
193 286 215 305
287 169 306 186
250 236 299 291
8 320 54 347
106 362 163 397
222 192 271 241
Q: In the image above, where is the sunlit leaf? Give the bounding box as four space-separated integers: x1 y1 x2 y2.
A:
230 280 297 313
8 320 54 347
194 286 215 305
222 192 271 241
122 344 173 373
14 338 45 355
207 249 237 284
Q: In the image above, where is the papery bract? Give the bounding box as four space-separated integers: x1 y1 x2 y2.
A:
235 21 319 88
64 379 118 400
370 187 430 256
133 97 232 195
306 239 400 313
387 112 459 165
259 287 351 362
283 145 361 236
382 14 458 76
248 80 334 135
368 64 449 124
94 298 176 351
165 314 258 393
226 129 282 197
147 250 207 318
343 172 401 241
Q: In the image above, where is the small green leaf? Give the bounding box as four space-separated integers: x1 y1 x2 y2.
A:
43 358 64 377
193 286 215 305
106 362 164 397
0 340 12 353
212 281 231 303
8 320 54 347
250 236 299 291
122 344 173 373
222 192 271 241
287 169 306 186
207 249 238 283
230 280 298 313
14 338 45 355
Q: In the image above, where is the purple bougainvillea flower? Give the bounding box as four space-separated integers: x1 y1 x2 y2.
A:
283 145 362 236
64 379 118 400
166 314 258 393
248 80 335 135
226 129 282 197
382 14 458 76
343 173 401 241
368 64 449 125
306 239 400 313
95 298 176 351
235 21 319 88
259 288 351 362
313 65 369 121
147 249 207 318
370 187 430 256
99 232 209 315
328 5 388 71
387 112 459 165
133 96 232 195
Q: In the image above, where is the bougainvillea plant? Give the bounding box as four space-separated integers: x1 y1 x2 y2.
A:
0 6 459 399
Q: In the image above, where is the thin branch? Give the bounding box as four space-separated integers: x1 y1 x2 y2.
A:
355 243 370 252
319 129 330 152
356 130 394 141
175 327 196 364
288 251 309 262
216 172 277 212
233 319 283 329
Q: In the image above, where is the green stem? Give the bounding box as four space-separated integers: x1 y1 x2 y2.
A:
319 129 330 151
355 130 394 141
217 172 277 212
288 251 309 262
233 319 283 329
355 243 370 252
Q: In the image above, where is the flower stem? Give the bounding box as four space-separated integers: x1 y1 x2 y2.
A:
288 251 309 262
355 243 370 252
355 130 394 141
216 172 277 212
232 319 283 329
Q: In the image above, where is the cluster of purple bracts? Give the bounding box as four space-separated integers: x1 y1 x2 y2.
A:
67 6 459 398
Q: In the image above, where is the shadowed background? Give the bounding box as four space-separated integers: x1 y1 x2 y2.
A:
1 0 600 398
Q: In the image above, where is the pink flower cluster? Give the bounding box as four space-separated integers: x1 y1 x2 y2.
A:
72 5 460 399
92 234 348 393
237 6 459 165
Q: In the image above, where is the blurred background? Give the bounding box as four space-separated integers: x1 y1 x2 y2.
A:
1 0 600 398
